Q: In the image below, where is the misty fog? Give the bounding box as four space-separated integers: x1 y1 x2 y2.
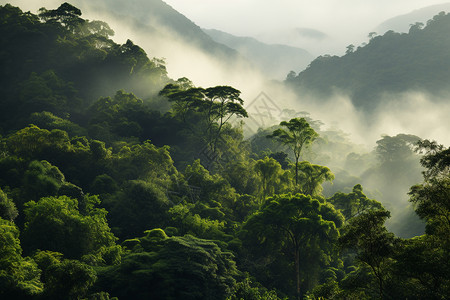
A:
5 0 449 238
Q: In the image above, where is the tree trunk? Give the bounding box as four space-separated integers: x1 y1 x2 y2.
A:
295 248 301 300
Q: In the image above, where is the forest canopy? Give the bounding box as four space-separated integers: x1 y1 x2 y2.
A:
0 3 448 300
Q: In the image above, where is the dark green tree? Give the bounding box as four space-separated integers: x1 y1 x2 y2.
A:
268 118 318 187
0 218 43 298
241 194 343 299
254 156 283 202
297 161 334 196
390 140 450 298
38 2 84 33
104 180 170 239
97 230 238 299
328 184 383 220
34 250 97 300
339 209 395 299
22 196 116 258
160 84 248 159
409 140 450 241
0 188 18 222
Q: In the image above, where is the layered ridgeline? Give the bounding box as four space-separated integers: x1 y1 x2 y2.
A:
286 11 450 111
204 29 314 80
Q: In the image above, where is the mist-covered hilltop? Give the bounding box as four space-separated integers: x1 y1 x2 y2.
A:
286 11 450 111
204 28 314 79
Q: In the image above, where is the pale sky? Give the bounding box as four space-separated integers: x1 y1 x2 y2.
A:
163 0 449 54
163 0 446 33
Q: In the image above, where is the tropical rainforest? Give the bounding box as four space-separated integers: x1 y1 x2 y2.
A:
0 3 449 300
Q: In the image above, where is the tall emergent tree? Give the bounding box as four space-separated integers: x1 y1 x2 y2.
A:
268 118 318 186
160 83 248 158
241 194 343 300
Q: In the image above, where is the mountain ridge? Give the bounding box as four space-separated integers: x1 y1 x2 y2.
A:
287 11 450 111
203 28 314 79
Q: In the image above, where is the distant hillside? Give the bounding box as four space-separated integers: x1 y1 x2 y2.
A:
204 29 314 79
376 2 450 33
287 12 450 111
72 0 242 65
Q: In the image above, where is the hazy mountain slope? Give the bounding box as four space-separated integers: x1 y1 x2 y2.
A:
204 28 314 79
114 0 239 56
376 2 450 33
63 0 253 85
287 12 450 111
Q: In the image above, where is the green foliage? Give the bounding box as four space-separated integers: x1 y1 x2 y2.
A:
0 188 18 222
254 156 283 201
392 140 450 298
339 209 395 299
29 111 86 137
104 180 170 239
241 193 343 299
160 83 248 162
297 161 334 196
361 134 424 238
18 70 81 118
328 184 383 220
5 125 71 160
409 140 450 241
0 3 448 299
390 235 450 299
184 159 237 214
0 218 43 298
97 233 238 299
23 160 65 201
38 2 84 32
43 257 97 299
228 277 284 300
168 203 230 241
222 159 259 196
268 118 319 186
34 249 100 299
111 140 176 184
88 90 146 141
0 156 27 188
90 174 119 195
22 196 116 258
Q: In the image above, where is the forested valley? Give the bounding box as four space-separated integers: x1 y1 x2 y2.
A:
0 3 449 300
